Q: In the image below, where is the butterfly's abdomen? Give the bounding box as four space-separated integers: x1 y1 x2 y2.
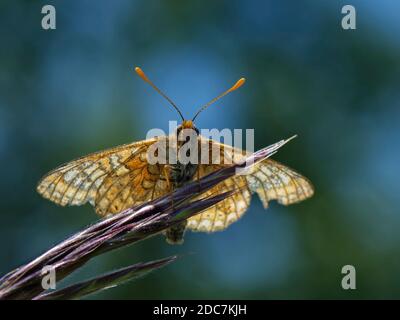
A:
170 162 198 188
164 220 188 245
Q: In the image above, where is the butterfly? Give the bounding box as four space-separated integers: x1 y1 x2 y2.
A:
37 67 314 244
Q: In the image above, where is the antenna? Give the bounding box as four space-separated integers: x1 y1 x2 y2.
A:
192 77 246 121
134 67 185 121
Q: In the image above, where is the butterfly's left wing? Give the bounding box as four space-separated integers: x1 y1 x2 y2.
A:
36 137 171 216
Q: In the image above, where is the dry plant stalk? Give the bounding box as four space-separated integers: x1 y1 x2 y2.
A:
0 139 290 300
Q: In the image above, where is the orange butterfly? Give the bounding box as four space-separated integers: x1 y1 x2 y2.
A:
37 67 314 244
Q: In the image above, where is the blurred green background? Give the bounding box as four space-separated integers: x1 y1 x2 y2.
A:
1 0 399 299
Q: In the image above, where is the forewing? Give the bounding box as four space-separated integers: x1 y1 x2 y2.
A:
36 138 160 211
247 159 314 207
198 136 314 206
187 137 314 233
94 147 169 216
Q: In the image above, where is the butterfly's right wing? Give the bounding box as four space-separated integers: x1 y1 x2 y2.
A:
186 138 251 232
246 158 314 207
186 137 314 232
186 163 252 232
198 136 314 206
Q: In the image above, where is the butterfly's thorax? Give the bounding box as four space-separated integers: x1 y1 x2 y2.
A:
169 162 198 188
169 124 200 188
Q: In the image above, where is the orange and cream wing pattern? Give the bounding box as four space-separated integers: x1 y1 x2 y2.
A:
93 147 169 216
37 134 314 234
36 137 169 215
187 165 252 232
186 137 314 233
246 158 314 208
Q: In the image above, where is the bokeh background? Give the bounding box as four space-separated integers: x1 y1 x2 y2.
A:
1 0 399 299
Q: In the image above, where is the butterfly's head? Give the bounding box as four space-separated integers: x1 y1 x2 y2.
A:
134 66 245 124
177 120 199 137
181 120 194 129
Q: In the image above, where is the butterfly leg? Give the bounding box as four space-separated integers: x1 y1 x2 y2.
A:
163 165 171 191
196 167 202 192
163 165 175 209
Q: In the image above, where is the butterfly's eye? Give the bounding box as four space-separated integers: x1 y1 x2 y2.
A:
176 125 183 136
